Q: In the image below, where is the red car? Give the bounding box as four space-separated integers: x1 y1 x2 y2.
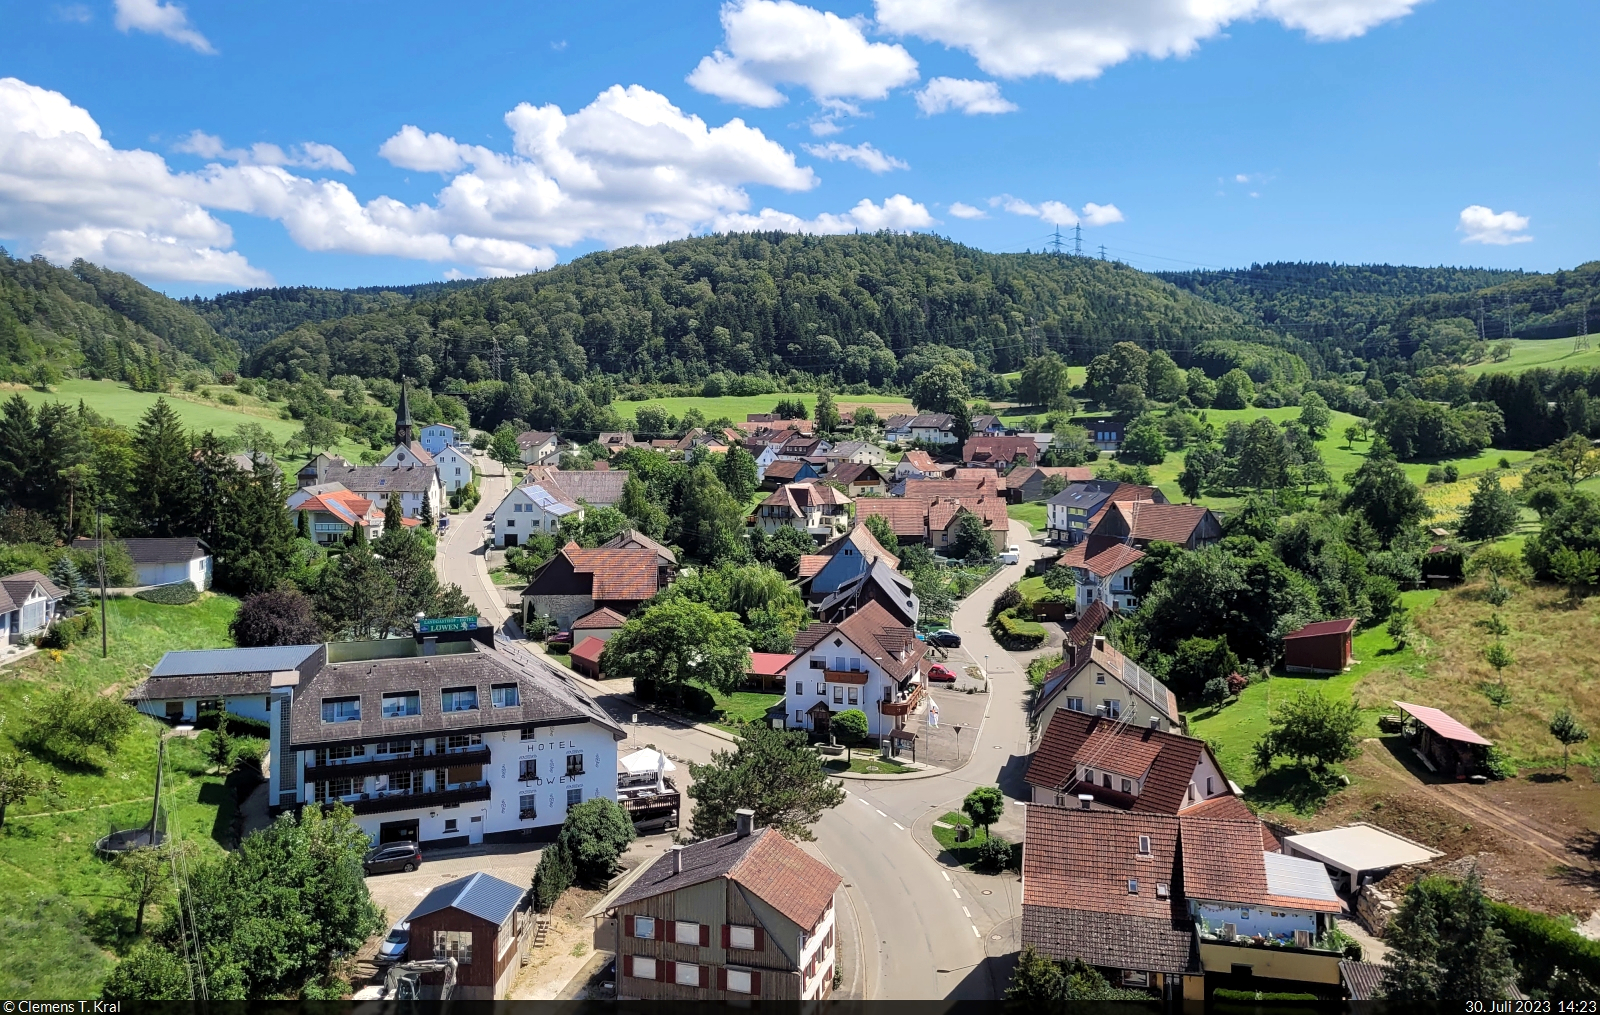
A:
927 664 957 683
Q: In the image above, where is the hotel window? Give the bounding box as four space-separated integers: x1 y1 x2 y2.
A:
376 739 414 756
382 692 420 718
445 733 482 752
567 787 582 807
433 930 472 964
632 917 656 940
519 794 537 819
492 683 520 708
321 696 360 723
441 687 478 712
519 759 537 781
566 752 584 776
444 818 458 833
386 771 416 793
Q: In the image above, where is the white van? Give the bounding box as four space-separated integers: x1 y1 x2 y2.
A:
1000 544 1021 565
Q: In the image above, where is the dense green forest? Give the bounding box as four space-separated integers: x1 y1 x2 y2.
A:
1163 261 1600 364
182 279 481 354
239 232 1281 393
0 249 236 387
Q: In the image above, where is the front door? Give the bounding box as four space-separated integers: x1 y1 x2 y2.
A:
504 534 518 547
807 702 832 735
469 812 485 845
379 819 419 844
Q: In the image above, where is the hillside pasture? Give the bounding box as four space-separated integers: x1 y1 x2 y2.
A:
1462 337 1600 377
613 393 913 429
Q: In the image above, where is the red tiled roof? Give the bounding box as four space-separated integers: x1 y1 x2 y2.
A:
1096 500 1214 545
1284 617 1358 640
1078 541 1145 578
828 462 883 485
962 436 1040 464
1027 709 1212 815
1065 601 1111 650
900 450 940 473
798 554 829 578
727 829 842 930
1395 701 1494 746
570 636 606 664
1178 794 1278 848
562 545 668 601
1179 816 1270 903
854 499 928 537
763 459 810 481
789 600 925 681
1076 724 1165 781
1022 806 1184 921
748 652 791 676
573 607 628 630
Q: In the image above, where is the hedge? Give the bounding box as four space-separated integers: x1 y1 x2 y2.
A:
37 611 96 649
994 611 1047 648
136 581 200 605
1491 900 1600 990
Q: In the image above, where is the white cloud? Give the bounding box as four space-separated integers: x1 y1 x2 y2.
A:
55 5 93 23
113 0 214 54
994 194 1123 228
2 76 901 283
948 201 987 219
689 0 918 107
1081 202 1124 226
801 141 908 173
1235 173 1252 183
914 77 1017 115
874 0 1422 81
1458 205 1531 246
174 130 355 173
715 193 934 233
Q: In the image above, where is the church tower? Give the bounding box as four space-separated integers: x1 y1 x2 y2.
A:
395 377 416 446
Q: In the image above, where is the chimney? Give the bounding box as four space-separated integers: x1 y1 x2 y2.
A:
1149 716 1160 730
1096 704 1107 719
734 808 755 839
1092 635 1106 652
1078 794 1093 810
670 845 684 874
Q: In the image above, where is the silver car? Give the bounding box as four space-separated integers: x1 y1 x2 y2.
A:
376 922 409 964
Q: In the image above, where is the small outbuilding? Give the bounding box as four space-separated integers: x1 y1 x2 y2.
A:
1394 700 1494 779
570 636 606 680
1282 617 1356 674
402 871 530 1000
746 652 791 692
1282 822 1443 892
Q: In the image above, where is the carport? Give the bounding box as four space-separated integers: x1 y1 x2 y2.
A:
1281 822 1443 891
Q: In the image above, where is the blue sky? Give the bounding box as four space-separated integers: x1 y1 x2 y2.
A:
0 0 1594 294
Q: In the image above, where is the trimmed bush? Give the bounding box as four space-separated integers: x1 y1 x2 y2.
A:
994 611 1047 648
976 834 1013 872
1491 900 1600 991
135 581 199 605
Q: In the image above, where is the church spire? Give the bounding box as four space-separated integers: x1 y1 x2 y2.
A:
395 376 415 445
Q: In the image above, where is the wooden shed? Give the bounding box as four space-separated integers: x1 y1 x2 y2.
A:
402 871 530 1000
1395 701 1494 780
570 636 606 680
1283 618 1356 674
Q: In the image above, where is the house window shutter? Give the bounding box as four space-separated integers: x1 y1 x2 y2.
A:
660 919 673 941
658 960 671 982
717 967 727 990
699 964 711 988
721 924 730 948
624 915 635 938
753 927 765 952
622 954 633 977
700 923 711 947
750 970 761 994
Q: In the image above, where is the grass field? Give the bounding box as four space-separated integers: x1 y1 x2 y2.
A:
1462 338 1600 377
823 755 914 776
2 379 373 462
1007 502 1047 534
614 393 913 427
0 594 246 998
1185 589 1439 817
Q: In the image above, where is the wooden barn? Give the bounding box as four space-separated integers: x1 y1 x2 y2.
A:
401 871 530 999
1395 701 1493 780
1283 618 1356 674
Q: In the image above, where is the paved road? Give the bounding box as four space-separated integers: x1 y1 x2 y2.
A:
435 458 512 625
561 520 1053 998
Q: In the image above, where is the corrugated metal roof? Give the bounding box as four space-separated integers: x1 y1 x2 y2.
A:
1262 850 1340 903
405 871 525 926
151 644 319 677
1395 701 1494 746
1284 617 1357 640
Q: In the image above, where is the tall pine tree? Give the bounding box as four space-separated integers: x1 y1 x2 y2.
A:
127 398 196 537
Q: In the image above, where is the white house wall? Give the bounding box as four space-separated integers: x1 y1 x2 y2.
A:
134 694 273 724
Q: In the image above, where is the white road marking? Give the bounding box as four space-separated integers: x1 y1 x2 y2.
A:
962 906 971 918
952 889 960 899
876 809 887 818
942 871 951 882
893 822 905 830
971 925 982 938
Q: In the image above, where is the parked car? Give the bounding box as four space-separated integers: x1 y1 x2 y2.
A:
927 664 957 683
926 629 961 648
376 921 410 964
438 517 449 531
1000 544 1021 565
363 841 422 876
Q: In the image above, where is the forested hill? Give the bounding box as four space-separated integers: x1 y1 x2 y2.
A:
0 248 235 388
244 232 1279 390
1161 261 1600 364
182 279 485 354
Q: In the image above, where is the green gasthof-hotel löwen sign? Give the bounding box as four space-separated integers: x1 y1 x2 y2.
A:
417 616 478 633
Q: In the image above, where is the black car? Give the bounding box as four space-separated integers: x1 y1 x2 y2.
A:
926 629 962 648
364 841 422 876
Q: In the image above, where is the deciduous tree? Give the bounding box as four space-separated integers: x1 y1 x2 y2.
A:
601 598 751 700
687 725 845 840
